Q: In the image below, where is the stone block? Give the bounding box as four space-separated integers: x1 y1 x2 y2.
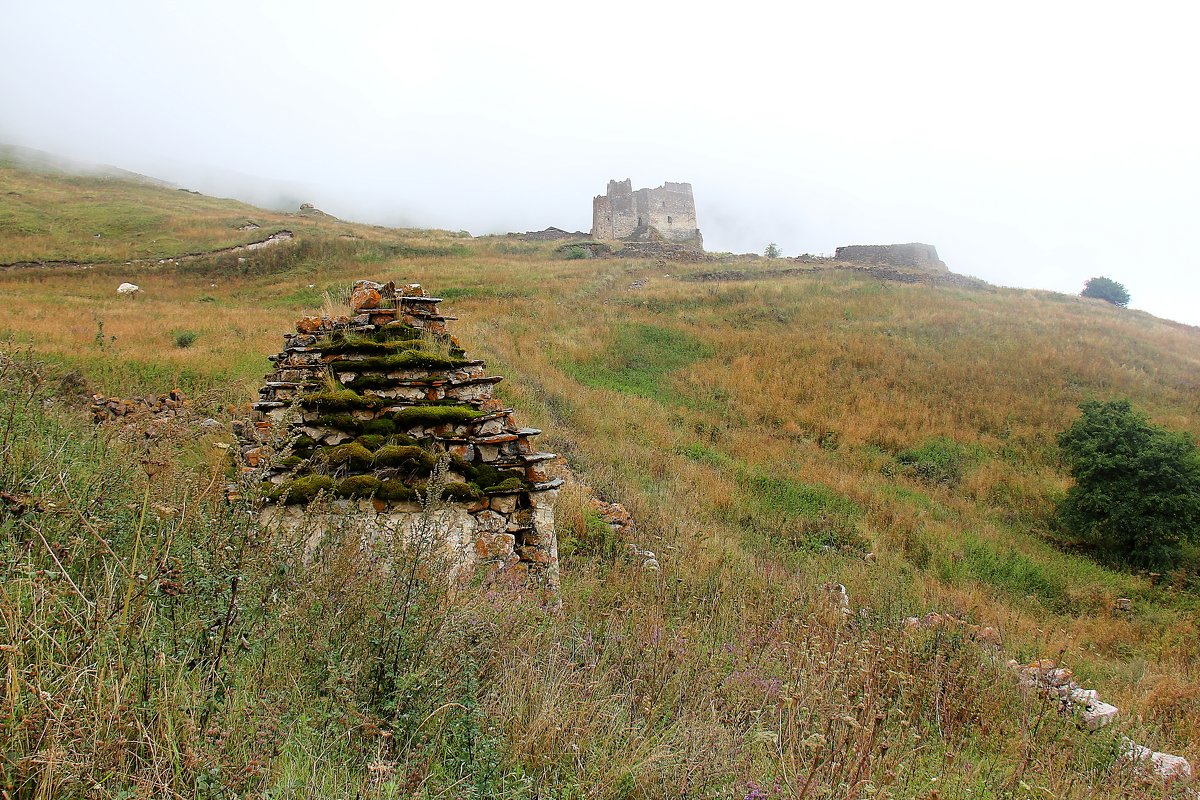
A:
1080 701 1118 730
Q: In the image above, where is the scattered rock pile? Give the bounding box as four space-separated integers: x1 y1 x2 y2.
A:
246 280 562 590
1007 658 1119 730
589 498 657 570
1003 657 1191 779
896 606 1193 782
509 227 589 241
613 241 712 263
91 389 188 423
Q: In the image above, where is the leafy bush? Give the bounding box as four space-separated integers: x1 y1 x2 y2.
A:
1057 398 1200 568
764 242 781 258
173 330 199 348
1080 276 1130 307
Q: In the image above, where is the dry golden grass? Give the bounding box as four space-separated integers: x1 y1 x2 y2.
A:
3 168 1200 796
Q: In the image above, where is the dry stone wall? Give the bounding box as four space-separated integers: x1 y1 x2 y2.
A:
834 243 947 272
247 281 561 591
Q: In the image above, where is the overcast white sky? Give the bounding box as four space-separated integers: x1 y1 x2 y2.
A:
2 1 1198 324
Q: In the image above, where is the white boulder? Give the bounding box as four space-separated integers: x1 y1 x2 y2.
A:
1121 738 1193 779
1080 700 1118 731
117 282 140 295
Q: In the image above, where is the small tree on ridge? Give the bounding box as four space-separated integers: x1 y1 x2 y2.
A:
1081 276 1130 307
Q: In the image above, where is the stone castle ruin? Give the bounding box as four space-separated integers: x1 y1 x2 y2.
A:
834 243 947 272
247 281 561 591
592 179 703 249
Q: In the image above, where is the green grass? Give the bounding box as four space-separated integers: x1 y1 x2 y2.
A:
557 323 714 405
4 161 1200 798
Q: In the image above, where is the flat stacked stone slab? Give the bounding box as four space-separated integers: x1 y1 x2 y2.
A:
247 280 560 591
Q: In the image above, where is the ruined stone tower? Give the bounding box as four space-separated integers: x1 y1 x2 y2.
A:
592 179 703 249
247 281 561 592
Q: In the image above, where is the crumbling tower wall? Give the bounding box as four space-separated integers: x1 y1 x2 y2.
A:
592 179 703 248
247 281 561 591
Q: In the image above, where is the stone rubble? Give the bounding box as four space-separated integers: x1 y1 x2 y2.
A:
1004 657 1193 779
91 389 188 423
587 497 658 571
894 606 1194 783
1121 737 1194 780
244 280 561 591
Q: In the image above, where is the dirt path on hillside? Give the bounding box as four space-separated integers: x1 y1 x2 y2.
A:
0 229 294 272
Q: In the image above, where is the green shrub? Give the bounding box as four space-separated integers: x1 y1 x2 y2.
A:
1057 398 1200 568
1080 276 1130 307
173 330 199 348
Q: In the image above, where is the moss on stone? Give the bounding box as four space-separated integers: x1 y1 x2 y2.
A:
319 337 427 356
484 477 524 493
315 413 359 431
354 434 388 451
442 481 482 502
337 475 381 498
378 479 417 502
344 351 471 373
373 445 436 470
263 474 335 504
360 418 396 436
317 442 374 470
389 405 482 429
461 461 527 492
300 388 383 411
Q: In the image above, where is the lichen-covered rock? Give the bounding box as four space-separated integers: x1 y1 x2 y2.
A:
350 280 383 312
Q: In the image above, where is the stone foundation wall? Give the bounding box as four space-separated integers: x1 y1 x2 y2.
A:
834 243 947 272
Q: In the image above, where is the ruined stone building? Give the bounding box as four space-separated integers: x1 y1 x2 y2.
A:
834 243 947 272
246 281 561 593
592 179 703 249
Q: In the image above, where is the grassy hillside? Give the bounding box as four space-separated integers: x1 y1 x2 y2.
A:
2 165 1199 798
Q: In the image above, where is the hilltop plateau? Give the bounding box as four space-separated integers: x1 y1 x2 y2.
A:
1 160 1199 799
